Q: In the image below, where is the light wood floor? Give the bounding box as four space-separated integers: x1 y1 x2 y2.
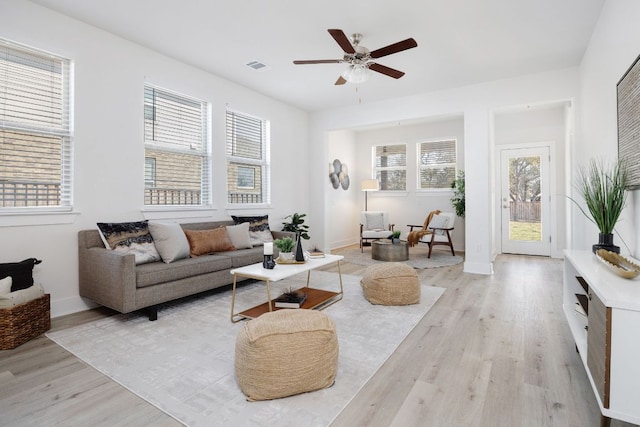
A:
0 252 636 426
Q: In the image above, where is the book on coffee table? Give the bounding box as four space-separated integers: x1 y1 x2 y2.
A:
274 291 307 308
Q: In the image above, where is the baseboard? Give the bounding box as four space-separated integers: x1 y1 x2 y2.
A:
463 261 494 275
51 295 96 318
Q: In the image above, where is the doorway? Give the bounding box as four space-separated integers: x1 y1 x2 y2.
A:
500 146 551 256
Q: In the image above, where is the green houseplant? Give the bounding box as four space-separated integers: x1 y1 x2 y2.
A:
450 170 465 218
572 158 628 254
281 213 310 240
391 230 401 243
274 237 295 253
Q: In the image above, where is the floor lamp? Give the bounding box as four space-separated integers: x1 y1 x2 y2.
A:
361 179 379 211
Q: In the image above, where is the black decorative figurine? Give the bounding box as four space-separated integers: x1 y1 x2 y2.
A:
295 233 305 262
263 254 275 269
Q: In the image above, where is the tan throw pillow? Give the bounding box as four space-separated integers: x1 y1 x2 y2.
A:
184 228 235 257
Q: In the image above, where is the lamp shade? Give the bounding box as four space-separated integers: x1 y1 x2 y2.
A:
342 64 371 84
361 178 379 191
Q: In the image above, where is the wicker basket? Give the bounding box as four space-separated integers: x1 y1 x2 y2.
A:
0 293 50 350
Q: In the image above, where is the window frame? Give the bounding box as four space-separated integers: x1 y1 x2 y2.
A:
225 109 270 208
372 143 407 192
143 83 211 209
0 38 73 214
416 138 458 191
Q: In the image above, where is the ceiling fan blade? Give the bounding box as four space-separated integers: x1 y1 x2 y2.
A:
335 76 347 85
370 38 418 59
369 63 406 79
328 29 355 54
293 59 342 64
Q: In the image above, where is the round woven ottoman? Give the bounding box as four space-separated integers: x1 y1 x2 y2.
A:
360 262 420 305
235 309 338 401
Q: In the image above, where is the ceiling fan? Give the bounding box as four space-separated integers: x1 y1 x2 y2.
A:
293 29 418 85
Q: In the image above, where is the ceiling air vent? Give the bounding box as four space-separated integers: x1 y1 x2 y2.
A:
246 60 270 72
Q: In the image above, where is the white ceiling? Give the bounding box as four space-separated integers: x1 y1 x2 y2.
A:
31 0 604 112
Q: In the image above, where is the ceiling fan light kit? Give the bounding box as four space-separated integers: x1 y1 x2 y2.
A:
293 29 417 86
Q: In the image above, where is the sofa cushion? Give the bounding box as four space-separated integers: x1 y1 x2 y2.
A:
148 222 191 263
231 215 273 246
222 246 263 267
135 255 233 288
184 228 235 257
0 276 11 295
97 221 161 265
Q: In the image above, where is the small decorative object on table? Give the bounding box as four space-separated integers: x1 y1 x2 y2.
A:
262 242 276 269
595 248 640 279
391 230 401 244
274 288 307 308
274 237 296 262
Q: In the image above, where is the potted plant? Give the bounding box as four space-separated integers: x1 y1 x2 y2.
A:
572 158 628 254
390 230 401 244
281 213 310 240
274 237 296 260
450 170 465 218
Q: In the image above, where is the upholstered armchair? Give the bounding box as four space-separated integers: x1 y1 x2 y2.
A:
403 210 456 258
360 211 394 252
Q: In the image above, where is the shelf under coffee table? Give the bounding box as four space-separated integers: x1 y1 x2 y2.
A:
229 254 344 323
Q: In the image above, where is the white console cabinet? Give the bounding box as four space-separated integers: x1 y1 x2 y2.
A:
563 250 640 425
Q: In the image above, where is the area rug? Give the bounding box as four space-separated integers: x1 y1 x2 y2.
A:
338 245 464 269
46 272 444 427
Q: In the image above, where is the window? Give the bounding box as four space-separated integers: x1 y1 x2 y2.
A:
373 144 406 191
143 84 210 206
0 39 72 209
418 139 457 189
226 110 270 205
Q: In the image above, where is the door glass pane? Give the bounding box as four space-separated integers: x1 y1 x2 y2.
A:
508 155 541 242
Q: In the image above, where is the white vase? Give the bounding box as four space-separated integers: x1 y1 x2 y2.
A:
279 252 294 261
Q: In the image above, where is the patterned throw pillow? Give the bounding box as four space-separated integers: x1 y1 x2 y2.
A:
231 215 273 246
97 220 161 265
183 228 236 256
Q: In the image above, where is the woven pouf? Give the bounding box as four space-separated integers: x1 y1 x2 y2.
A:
361 262 420 305
235 309 338 401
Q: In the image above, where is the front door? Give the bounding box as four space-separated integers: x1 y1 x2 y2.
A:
500 146 551 256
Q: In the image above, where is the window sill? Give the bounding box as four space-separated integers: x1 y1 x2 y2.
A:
416 189 454 196
142 206 216 221
0 209 80 227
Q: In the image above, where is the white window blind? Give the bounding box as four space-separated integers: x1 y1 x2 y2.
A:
226 110 270 205
373 144 406 191
0 39 72 209
143 84 210 206
418 139 457 189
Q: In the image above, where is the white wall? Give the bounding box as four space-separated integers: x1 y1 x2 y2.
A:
576 0 640 256
326 130 358 249
310 68 580 274
0 1 309 317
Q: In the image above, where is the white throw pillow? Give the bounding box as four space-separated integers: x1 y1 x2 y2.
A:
225 222 253 249
0 276 12 295
428 215 450 235
148 222 191 263
365 212 385 230
0 283 45 309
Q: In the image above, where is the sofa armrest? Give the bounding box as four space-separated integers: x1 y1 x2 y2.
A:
78 245 137 313
271 230 297 240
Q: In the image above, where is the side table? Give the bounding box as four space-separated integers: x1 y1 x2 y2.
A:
371 240 409 262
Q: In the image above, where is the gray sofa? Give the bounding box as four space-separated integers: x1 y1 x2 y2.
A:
78 220 294 320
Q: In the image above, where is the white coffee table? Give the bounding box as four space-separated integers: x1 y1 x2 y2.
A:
229 253 344 322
